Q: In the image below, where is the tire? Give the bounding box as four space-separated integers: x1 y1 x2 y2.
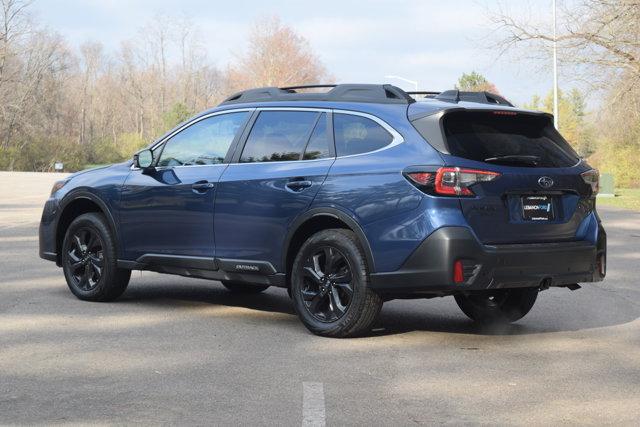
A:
291 229 383 338
61 212 130 302
454 287 538 324
221 280 269 294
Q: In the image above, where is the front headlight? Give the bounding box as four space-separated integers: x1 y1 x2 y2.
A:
50 180 68 196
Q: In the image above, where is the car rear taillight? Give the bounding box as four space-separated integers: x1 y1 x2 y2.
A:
405 167 500 197
581 169 599 195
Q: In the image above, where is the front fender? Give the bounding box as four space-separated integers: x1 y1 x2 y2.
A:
55 189 123 260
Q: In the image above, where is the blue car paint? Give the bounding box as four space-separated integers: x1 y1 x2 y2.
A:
119 164 227 260
39 162 131 260
40 96 603 280
214 159 334 267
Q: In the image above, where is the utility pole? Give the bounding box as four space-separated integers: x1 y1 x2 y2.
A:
552 0 559 129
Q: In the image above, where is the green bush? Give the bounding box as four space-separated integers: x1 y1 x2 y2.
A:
594 144 640 188
1 139 88 172
163 103 192 130
88 133 149 168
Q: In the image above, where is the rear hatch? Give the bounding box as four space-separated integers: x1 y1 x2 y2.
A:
414 109 596 244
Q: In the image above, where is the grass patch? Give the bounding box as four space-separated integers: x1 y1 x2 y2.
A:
597 188 640 211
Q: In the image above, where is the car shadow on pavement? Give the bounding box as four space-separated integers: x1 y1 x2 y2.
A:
373 309 564 337
114 280 640 338
119 281 297 316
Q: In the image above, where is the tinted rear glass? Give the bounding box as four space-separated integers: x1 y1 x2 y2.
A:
441 111 580 167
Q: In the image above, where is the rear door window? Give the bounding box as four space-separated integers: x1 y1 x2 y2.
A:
240 111 319 163
333 113 393 156
440 111 580 167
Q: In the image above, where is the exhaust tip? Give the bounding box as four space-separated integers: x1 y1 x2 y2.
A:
539 278 552 291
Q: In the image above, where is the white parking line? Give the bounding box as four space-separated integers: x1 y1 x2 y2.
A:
302 382 325 427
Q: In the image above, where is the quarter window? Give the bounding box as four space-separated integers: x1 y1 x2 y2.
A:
241 111 319 163
303 113 331 160
334 113 393 156
158 112 249 167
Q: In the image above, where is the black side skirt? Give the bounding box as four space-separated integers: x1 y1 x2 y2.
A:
117 255 286 287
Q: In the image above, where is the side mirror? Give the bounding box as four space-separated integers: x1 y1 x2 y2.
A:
133 149 154 170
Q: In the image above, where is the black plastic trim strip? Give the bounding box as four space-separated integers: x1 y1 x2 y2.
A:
129 254 278 275
136 254 218 271
40 251 57 262
117 258 285 287
217 259 277 275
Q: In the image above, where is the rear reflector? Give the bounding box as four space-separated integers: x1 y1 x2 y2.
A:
597 252 606 277
453 260 464 284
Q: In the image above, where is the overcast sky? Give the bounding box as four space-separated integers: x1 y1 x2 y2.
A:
31 0 561 106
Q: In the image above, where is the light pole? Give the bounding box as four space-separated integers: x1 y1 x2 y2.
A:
552 0 559 129
384 75 418 92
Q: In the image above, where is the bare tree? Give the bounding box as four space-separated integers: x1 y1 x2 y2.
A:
489 1 640 185
0 0 31 84
489 0 640 90
77 42 104 145
227 16 331 91
0 5 331 172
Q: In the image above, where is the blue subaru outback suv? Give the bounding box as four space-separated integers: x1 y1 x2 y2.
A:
39 84 606 337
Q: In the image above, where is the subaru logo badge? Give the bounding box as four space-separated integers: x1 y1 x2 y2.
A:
538 176 554 189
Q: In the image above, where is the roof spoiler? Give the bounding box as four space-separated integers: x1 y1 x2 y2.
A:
434 90 514 107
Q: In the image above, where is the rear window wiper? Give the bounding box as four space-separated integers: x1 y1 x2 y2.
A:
484 155 540 166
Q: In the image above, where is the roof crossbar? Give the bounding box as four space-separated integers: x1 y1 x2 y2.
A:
219 84 415 105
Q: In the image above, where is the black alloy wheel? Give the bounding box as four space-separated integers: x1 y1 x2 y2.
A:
62 212 130 302
66 227 104 291
301 246 354 322
291 228 383 338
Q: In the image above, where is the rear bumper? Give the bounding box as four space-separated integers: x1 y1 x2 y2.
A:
370 225 606 295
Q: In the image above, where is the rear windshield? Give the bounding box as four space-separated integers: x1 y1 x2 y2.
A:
440 111 580 167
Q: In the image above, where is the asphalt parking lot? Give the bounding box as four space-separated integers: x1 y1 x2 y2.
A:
1 171 639 425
